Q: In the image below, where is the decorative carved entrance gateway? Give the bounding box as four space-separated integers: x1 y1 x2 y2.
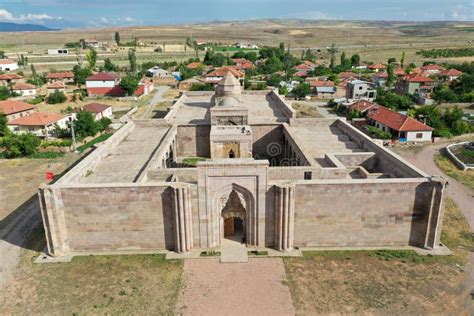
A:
221 190 246 243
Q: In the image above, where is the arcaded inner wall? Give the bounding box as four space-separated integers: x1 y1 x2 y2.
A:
292 179 432 248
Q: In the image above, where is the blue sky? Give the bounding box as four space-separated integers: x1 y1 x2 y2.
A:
0 0 472 29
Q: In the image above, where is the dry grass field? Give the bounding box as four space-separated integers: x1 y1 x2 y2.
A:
1 20 473 72
435 154 474 191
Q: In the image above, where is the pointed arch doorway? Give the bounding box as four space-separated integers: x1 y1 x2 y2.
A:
221 189 247 244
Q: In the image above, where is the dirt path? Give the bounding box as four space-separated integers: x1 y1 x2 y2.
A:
399 144 474 231
178 258 295 315
140 86 170 119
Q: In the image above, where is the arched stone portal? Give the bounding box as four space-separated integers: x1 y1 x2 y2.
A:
221 190 246 243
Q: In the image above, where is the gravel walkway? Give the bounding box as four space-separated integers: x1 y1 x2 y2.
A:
178 258 295 315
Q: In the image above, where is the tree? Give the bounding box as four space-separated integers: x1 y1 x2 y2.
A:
103 58 118 71
120 75 140 96
387 57 397 64
86 48 97 69
0 86 11 100
400 51 406 68
30 64 38 84
386 63 395 88
128 49 137 73
304 48 316 61
47 90 67 104
0 113 8 136
114 31 121 46
266 74 283 87
0 133 41 158
292 83 311 99
98 117 112 131
327 44 337 69
74 111 100 139
0 51 5 59
72 65 92 86
350 54 361 67
79 39 87 49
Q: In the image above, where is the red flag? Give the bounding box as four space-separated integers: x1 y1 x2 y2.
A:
45 172 54 180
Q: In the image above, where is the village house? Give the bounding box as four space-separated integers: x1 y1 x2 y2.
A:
438 69 463 81
347 100 378 114
0 73 23 86
135 78 155 96
46 71 74 83
85 72 121 97
85 39 101 48
83 103 113 120
0 100 36 121
372 72 388 87
186 62 203 70
396 74 435 95
147 66 169 78
46 81 66 94
294 60 317 77
0 59 19 72
232 58 254 71
346 79 377 101
178 77 205 90
309 80 336 99
368 63 386 72
420 64 445 75
47 48 69 55
7 112 74 138
12 82 37 97
205 66 244 83
366 105 433 142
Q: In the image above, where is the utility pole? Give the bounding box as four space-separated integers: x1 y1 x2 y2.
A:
70 118 77 151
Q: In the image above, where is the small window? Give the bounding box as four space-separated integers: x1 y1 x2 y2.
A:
416 133 423 139
228 149 235 159
304 172 312 180
359 86 363 90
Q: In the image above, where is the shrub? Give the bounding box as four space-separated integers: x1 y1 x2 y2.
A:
47 90 67 104
41 139 72 148
76 133 112 153
0 133 41 158
29 152 65 159
98 117 112 131
366 125 392 140
28 95 45 105
189 83 214 91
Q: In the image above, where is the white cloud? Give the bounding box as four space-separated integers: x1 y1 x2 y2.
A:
123 17 135 22
0 9 58 22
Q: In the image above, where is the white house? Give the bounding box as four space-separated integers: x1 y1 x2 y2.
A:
147 66 169 78
0 59 19 72
12 83 37 97
367 106 433 142
83 103 113 121
47 48 69 55
7 112 75 138
46 81 66 95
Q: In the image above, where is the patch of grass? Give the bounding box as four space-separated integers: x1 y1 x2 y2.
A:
2 226 183 315
292 103 323 118
76 133 113 153
200 250 221 257
435 154 474 191
29 152 65 159
248 250 268 256
181 156 208 167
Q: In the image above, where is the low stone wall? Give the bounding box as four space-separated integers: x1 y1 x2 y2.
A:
57 121 136 184
147 168 198 182
446 142 474 171
336 119 427 178
164 93 187 123
268 91 295 119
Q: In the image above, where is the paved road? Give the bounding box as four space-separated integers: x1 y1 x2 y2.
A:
401 143 474 231
140 86 170 119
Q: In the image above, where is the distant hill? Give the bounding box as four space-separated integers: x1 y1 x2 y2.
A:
0 22 58 32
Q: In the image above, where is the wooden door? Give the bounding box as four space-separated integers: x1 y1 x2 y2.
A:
224 218 234 237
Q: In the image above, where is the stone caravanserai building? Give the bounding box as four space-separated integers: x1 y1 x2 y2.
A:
39 73 447 257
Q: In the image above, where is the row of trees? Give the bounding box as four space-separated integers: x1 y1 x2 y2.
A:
418 48 474 59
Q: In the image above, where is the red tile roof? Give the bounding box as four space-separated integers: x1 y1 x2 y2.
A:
402 74 434 83
187 62 202 70
394 68 406 76
86 72 120 81
438 69 463 77
339 71 356 79
367 106 433 132
303 60 317 68
309 80 335 87
46 71 74 79
206 66 244 78
232 58 254 69
0 73 22 80
420 64 445 71
0 59 16 65
83 102 111 113
348 100 377 112
7 112 64 126
374 72 388 78
46 81 65 89
0 100 35 115
12 82 36 90
295 63 313 71
368 63 386 70
293 71 309 77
